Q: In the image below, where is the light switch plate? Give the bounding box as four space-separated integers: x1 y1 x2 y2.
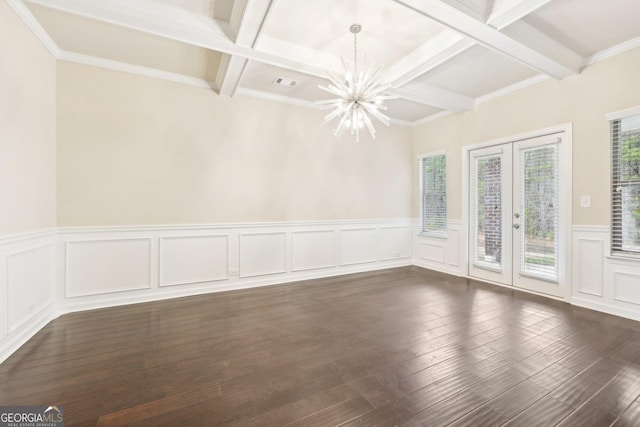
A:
580 195 591 208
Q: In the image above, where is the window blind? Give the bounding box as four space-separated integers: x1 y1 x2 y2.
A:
420 154 446 234
519 144 559 280
611 113 640 255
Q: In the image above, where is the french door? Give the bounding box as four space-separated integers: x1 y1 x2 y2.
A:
468 132 568 297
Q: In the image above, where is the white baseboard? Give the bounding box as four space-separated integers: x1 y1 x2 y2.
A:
571 296 640 322
412 258 463 277
0 304 57 364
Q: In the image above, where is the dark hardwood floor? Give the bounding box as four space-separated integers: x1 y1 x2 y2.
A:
2 266 640 426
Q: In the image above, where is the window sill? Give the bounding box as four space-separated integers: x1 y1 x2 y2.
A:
606 254 640 264
418 232 448 240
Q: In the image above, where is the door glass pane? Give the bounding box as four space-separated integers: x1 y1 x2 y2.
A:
472 155 502 270
520 145 559 281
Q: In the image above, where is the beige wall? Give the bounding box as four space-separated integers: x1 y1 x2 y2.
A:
57 62 412 226
0 1 57 235
413 46 640 226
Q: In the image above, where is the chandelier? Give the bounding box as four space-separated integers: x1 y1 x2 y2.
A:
316 24 397 142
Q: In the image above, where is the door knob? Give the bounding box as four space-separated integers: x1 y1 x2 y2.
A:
514 213 520 218
513 224 520 229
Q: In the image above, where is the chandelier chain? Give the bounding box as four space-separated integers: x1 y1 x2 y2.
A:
353 30 357 76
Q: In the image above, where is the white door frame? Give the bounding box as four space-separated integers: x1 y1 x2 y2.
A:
461 123 573 300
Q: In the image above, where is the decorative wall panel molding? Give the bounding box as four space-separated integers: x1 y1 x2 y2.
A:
7 244 54 332
418 241 446 264
159 235 229 287
379 226 412 261
340 228 378 266
0 230 57 364
291 230 337 272
614 272 640 305
575 238 604 297
239 232 287 278
413 220 463 276
65 238 152 297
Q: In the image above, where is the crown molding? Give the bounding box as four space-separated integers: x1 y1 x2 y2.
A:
6 0 60 57
475 74 550 105
584 36 640 66
57 51 218 90
390 118 414 128
235 87 317 109
411 111 453 127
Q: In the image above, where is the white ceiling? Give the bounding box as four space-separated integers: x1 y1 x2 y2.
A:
12 0 640 124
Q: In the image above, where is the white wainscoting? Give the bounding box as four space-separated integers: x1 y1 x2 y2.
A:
413 220 464 276
56 219 413 314
571 226 640 321
0 230 57 364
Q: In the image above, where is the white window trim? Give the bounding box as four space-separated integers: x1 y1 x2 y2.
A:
607 105 640 260
418 150 447 238
605 105 640 122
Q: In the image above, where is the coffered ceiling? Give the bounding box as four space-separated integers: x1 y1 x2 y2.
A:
9 0 640 125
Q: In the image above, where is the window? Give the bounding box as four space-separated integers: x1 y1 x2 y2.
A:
420 152 446 235
611 110 640 256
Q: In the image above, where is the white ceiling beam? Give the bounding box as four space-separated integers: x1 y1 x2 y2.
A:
390 82 475 112
216 0 272 97
487 0 553 29
24 0 474 111
386 31 475 87
393 0 579 78
386 0 565 88
503 20 583 72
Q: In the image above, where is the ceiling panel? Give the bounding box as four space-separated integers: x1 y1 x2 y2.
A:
384 99 444 122
523 0 640 57
415 45 538 98
27 3 222 80
261 0 445 65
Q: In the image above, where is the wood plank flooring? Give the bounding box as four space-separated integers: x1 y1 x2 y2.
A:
1 266 640 426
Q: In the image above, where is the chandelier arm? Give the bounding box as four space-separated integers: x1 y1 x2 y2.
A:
361 110 377 139
324 100 355 123
360 103 392 126
335 113 352 139
318 84 349 98
361 81 391 98
316 100 345 109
